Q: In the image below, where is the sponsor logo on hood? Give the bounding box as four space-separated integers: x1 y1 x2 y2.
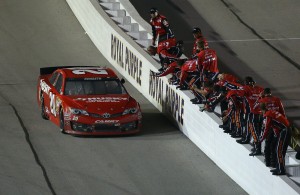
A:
75 97 128 103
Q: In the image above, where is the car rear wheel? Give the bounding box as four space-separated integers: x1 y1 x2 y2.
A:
40 93 48 120
59 108 66 134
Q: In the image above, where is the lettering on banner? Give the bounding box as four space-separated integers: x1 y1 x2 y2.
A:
148 71 184 125
164 85 184 125
149 74 163 105
111 34 142 85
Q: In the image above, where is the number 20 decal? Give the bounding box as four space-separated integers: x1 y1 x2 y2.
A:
72 69 108 75
50 92 56 117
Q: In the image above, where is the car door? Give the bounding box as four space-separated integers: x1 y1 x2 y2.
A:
49 72 64 121
39 71 58 120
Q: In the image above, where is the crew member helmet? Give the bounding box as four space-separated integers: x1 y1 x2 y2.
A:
263 88 272 95
150 8 158 14
192 27 202 34
244 76 255 85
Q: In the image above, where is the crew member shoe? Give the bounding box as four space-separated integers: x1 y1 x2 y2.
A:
231 134 242 138
229 131 236 136
170 81 178 85
180 86 189 90
249 150 262 156
176 85 188 90
238 140 250 144
192 100 202 104
190 98 198 102
272 171 286 176
236 139 244 144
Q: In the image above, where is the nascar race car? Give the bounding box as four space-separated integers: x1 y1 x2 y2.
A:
37 66 142 135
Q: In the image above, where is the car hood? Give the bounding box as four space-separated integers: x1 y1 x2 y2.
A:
65 94 133 114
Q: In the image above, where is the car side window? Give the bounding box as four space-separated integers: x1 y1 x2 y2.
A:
54 73 63 93
49 72 58 85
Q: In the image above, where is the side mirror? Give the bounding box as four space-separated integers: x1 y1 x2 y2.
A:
120 78 125 84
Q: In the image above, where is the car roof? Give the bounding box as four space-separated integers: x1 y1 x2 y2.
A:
59 67 118 79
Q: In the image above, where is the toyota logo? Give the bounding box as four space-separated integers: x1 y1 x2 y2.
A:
102 113 111 118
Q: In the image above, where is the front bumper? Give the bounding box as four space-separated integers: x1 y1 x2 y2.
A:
63 114 141 135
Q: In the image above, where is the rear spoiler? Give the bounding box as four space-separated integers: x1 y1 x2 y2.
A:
39 66 99 75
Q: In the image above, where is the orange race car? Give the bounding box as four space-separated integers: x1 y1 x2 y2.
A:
37 66 142 135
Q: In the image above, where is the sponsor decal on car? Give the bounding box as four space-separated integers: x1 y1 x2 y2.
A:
45 107 50 114
56 97 62 113
71 69 108 75
64 113 70 117
72 116 79 121
49 92 56 116
40 79 51 95
75 97 127 103
49 93 62 117
64 116 71 121
95 120 120 124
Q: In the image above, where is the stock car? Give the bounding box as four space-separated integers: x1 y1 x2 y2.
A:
37 66 142 135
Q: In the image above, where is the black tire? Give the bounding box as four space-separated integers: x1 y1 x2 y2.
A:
40 93 48 120
59 108 66 134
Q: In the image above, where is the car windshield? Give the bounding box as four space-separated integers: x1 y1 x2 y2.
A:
64 78 127 95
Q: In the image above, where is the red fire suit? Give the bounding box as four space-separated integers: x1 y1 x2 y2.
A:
158 47 181 66
260 110 291 174
200 48 218 82
223 87 244 134
225 83 264 145
215 74 239 86
179 59 198 85
192 37 209 57
254 95 286 165
240 85 264 143
155 61 179 77
150 14 174 43
255 95 285 116
157 37 177 54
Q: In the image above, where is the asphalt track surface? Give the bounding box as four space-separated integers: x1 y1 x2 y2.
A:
0 0 246 195
130 0 300 128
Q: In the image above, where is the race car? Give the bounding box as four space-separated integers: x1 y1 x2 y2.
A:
37 66 142 135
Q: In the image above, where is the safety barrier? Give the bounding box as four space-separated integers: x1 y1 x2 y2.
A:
66 0 300 194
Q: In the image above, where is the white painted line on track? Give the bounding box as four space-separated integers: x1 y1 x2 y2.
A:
208 37 300 43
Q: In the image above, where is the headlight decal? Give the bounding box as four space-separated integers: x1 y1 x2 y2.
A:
122 107 138 115
70 108 89 116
